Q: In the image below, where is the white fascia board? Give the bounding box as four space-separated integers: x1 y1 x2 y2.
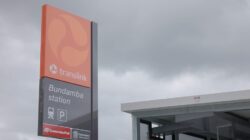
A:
121 89 250 113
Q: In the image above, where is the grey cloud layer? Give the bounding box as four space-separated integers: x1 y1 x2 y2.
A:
1 0 250 140
1 0 250 78
99 0 250 77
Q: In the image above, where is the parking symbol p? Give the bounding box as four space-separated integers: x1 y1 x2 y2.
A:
57 109 67 122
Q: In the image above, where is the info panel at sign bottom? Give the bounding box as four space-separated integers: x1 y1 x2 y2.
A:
40 77 92 131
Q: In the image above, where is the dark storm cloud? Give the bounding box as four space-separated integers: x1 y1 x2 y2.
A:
2 0 249 78
98 0 250 77
0 0 98 30
0 13 42 138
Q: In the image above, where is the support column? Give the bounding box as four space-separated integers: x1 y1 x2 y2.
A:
132 115 140 140
172 132 179 140
231 123 236 140
204 118 212 140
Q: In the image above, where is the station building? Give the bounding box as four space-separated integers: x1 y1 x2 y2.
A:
121 90 250 140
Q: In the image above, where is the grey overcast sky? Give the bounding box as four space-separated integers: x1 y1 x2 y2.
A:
1 0 250 140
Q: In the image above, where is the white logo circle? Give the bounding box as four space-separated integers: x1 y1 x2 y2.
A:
49 64 58 74
43 128 51 133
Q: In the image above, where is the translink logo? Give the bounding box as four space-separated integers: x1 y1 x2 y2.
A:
49 64 87 82
49 64 58 74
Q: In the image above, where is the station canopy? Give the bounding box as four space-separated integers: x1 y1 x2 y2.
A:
121 90 250 140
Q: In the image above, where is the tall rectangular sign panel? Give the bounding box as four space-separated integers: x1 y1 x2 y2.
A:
38 5 98 140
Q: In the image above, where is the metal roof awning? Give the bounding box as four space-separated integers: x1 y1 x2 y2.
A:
121 90 250 140
121 89 250 118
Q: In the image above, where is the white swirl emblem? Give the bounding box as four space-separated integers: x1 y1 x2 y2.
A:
49 64 58 74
